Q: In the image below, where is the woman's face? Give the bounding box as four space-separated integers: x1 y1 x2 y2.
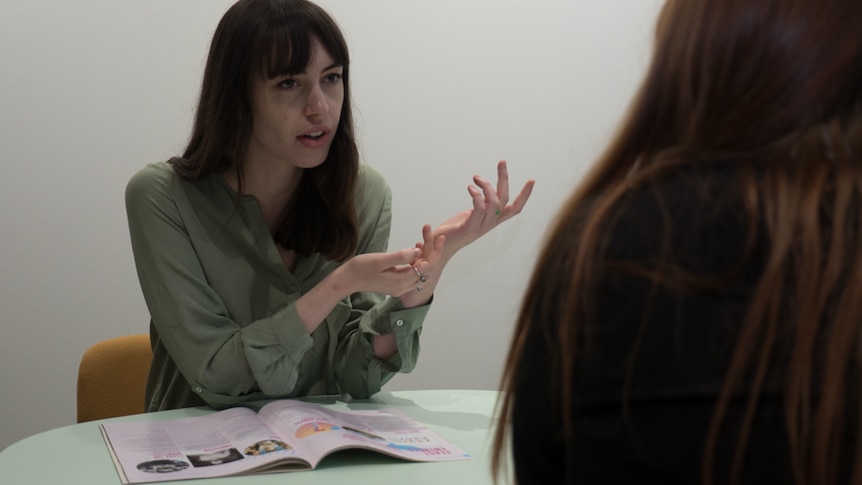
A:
245 37 344 170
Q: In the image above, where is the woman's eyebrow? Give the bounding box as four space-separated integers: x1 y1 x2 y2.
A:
281 63 342 76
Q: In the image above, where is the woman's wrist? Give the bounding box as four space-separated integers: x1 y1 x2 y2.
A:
294 265 354 333
398 254 449 308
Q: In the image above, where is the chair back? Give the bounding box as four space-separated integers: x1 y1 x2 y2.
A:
77 333 152 423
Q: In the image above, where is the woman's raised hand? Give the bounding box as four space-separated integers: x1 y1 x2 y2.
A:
429 160 534 260
393 160 534 309
324 160 533 311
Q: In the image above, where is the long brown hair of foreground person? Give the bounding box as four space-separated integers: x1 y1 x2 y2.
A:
494 0 862 484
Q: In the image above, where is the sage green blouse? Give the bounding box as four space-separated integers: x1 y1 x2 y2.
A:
125 161 429 411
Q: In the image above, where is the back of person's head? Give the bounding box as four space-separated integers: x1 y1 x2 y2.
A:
176 0 360 260
591 0 862 189
495 1 862 483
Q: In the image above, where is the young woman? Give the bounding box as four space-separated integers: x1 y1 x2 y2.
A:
494 0 862 483
125 0 533 412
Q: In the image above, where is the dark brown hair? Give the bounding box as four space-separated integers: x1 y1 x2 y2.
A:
494 0 862 483
173 0 359 260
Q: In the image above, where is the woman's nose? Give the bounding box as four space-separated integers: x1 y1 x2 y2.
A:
304 84 329 117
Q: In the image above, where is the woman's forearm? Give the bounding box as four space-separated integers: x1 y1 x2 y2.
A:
294 266 352 334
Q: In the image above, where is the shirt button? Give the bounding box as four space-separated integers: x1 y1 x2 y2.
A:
395 319 404 327
194 386 203 393
288 284 298 293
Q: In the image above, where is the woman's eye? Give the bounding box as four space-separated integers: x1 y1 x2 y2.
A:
277 78 298 89
323 73 342 83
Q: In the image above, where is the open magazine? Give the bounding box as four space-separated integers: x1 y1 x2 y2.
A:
100 399 472 484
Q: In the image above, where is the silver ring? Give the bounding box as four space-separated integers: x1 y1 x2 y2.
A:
413 265 428 283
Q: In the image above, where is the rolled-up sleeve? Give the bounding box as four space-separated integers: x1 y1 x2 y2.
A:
333 295 430 398
329 166 432 398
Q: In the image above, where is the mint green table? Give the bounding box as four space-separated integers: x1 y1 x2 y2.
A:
0 390 503 484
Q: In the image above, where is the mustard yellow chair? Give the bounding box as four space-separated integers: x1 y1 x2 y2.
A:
77 334 152 423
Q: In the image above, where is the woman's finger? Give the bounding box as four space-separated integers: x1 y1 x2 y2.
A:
473 175 501 229
496 160 510 207
414 235 445 278
465 185 486 232
499 179 535 223
378 247 422 270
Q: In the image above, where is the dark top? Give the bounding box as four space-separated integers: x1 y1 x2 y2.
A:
511 162 804 484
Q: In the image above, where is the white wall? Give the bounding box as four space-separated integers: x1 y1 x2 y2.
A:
0 0 663 451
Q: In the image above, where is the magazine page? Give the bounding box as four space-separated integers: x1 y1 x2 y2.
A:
257 400 473 467
101 407 310 484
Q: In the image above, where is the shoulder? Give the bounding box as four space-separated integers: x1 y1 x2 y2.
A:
604 161 750 267
623 160 739 213
125 160 178 205
353 164 393 248
357 163 390 193
356 163 392 210
616 160 743 225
